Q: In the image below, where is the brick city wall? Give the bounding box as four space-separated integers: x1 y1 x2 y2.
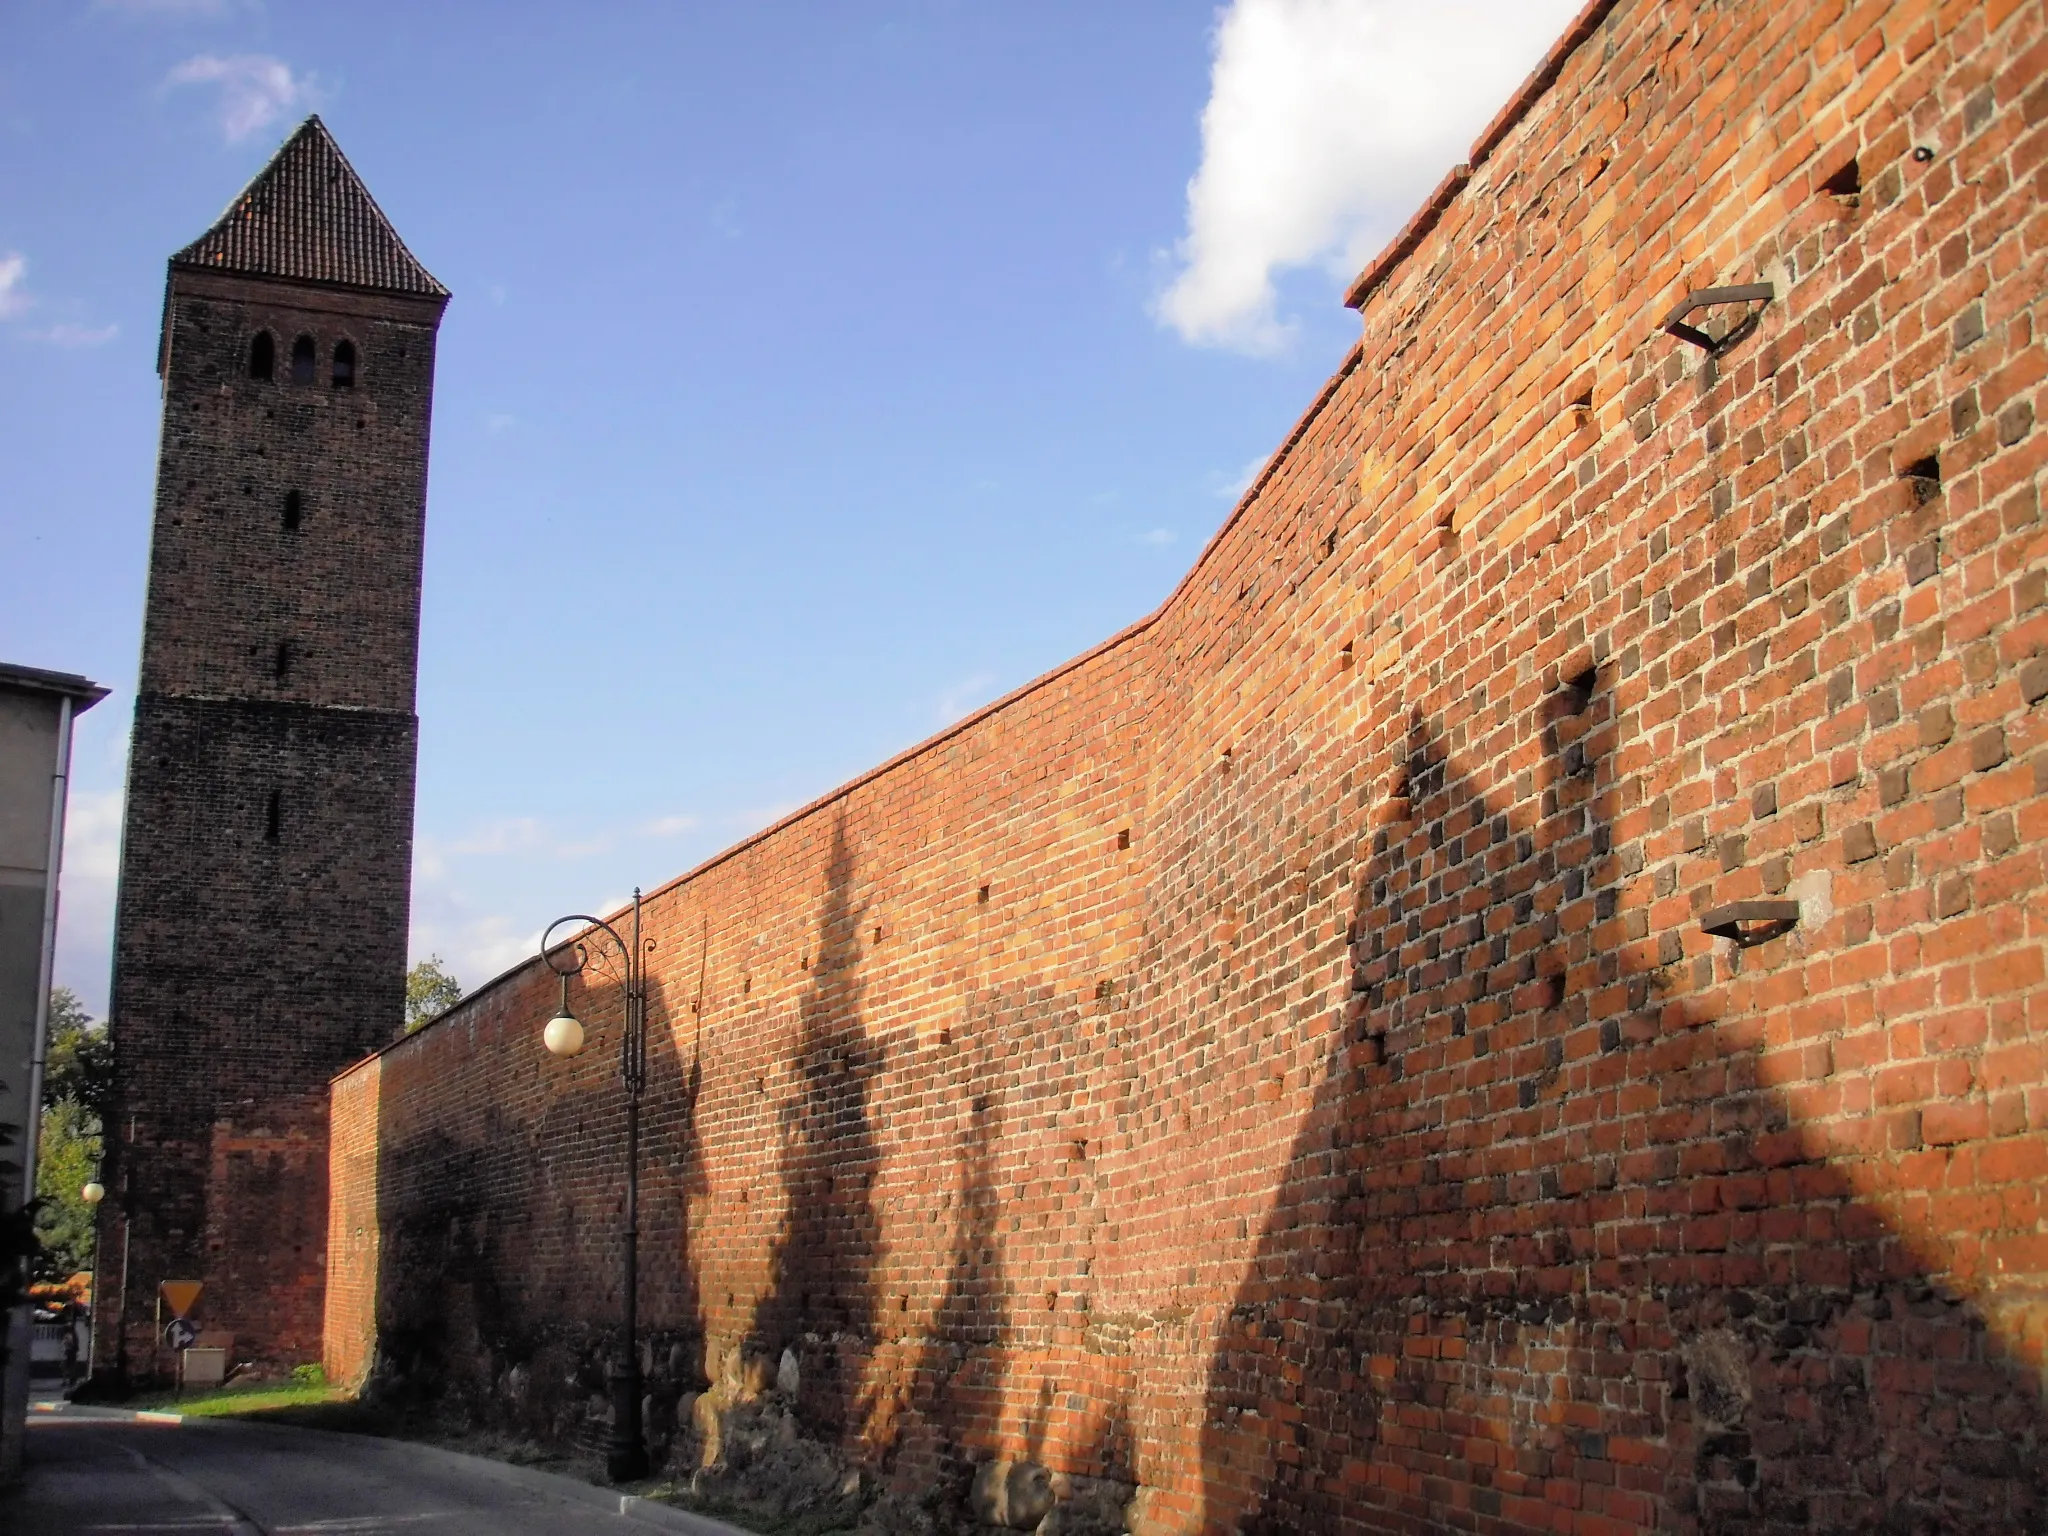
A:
103 269 440 1374
330 2 2048 1530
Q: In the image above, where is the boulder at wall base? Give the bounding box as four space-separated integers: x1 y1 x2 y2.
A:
969 1461 1056 1530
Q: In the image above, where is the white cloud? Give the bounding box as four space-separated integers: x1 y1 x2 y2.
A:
1137 527 1179 547
644 814 700 838
1212 452 1270 500
0 254 121 343
33 322 120 347
933 669 998 726
53 788 125 1017
164 53 313 142
1157 0 1583 354
0 253 29 320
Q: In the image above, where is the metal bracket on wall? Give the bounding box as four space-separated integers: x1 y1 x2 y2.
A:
1700 899 1800 948
1660 283 1775 354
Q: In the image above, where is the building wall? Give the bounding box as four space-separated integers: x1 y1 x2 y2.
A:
0 679 79 1482
330 2 2048 1530
102 268 439 1375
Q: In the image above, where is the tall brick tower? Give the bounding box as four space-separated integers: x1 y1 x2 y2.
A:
98 117 447 1377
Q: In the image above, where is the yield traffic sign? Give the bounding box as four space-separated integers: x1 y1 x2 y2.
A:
159 1280 203 1319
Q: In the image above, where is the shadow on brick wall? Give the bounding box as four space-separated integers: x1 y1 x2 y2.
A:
365 939 712 1447
745 809 883 1435
1198 685 2044 1533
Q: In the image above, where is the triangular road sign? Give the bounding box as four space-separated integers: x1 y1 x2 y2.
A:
160 1280 203 1319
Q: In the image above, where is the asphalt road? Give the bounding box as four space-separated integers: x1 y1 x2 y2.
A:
6 1407 751 1536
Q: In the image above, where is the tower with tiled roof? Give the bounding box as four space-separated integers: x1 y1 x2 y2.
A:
99 118 447 1377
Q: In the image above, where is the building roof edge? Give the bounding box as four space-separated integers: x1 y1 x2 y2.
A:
0 662 109 710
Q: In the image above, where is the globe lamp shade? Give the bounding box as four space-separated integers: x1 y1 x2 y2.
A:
81 1180 106 1205
544 1010 585 1057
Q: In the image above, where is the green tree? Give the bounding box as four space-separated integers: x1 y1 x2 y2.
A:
33 1097 96 1278
44 986 112 1122
404 955 463 1035
34 987 107 1279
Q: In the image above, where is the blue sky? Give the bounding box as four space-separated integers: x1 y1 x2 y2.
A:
0 0 1579 1015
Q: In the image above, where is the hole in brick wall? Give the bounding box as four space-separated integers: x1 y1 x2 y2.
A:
1562 666 1598 715
1436 513 1457 553
1323 528 1339 559
1542 974 1566 1010
282 490 301 531
331 339 356 388
742 976 751 995
873 925 883 944
248 332 274 380
1095 979 1114 1001
290 334 315 385
801 953 809 970
264 789 280 842
1821 156 1861 199
274 641 291 681
977 884 990 903
1900 452 1942 503
1118 828 1131 850
1339 641 1355 670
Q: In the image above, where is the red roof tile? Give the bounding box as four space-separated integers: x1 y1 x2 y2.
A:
171 116 448 299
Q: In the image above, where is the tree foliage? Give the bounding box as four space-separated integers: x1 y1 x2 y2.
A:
404 956 463 1035
34 987 107 1279
44 986 112 1121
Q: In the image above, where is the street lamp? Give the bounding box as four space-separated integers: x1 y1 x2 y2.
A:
81 1178 105 1206
539 887 650 1484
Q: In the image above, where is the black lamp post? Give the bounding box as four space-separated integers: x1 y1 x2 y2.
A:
540 887 650 1484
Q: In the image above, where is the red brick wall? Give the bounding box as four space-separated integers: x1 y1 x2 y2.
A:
330 1 2048 1529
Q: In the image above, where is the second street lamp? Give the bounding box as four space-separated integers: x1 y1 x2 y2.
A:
540 887 650 1484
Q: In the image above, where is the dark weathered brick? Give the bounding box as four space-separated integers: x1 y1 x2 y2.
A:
98 128 446 1377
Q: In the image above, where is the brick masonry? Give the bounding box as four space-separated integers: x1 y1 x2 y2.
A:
103 246 444 1374
329 2 2048 1530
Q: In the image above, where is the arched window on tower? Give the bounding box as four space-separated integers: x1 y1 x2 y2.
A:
291 334 316 385
248 332 274 381
332 339 356 388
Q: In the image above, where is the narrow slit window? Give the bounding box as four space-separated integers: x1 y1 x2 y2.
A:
274 641 292 681
264 790 281 842
248 332 274 380
282 490 302 531
332 339 356 388
290 334 316 385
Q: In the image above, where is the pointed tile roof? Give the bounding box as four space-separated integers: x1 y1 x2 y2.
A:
171 116 448 299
